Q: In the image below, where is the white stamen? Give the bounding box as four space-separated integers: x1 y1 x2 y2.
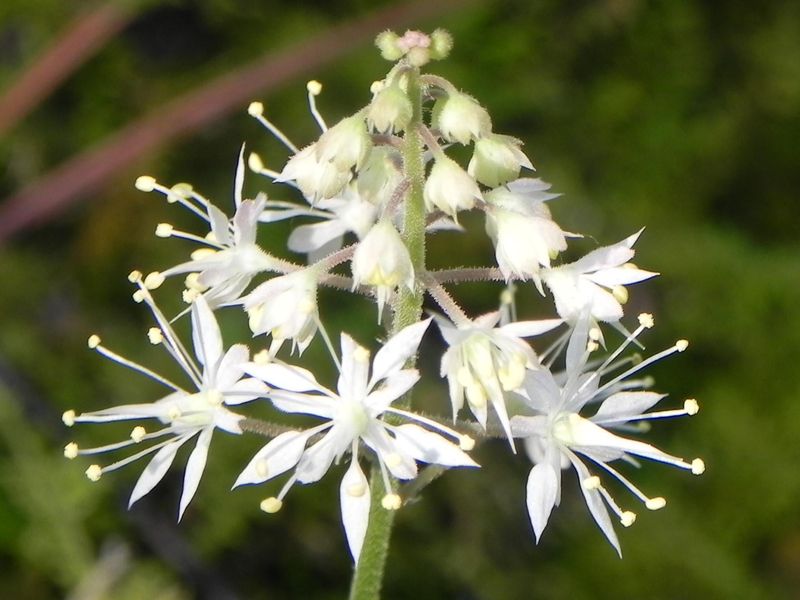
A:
684 399 699 415
381 493 401 510
676 339 689 352
148 328 163 345
638 313 654 329
134 176 156 192
691 458 705 475
260 497 283 513
130 426 146 443
86 464 103 481
87 335 101 349
62 410 76 427
64 442 78 459
247 101 264 116
155 223 174 238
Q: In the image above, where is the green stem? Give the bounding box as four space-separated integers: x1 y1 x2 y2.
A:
348 63 426 600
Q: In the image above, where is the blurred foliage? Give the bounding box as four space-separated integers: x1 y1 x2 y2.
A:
0 0 799 598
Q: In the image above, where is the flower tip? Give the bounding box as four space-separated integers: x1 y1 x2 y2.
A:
62 409 76 427
691 458 705 475
247 101 264 116
248 152 264 173
87 335 101 349
676 339 689 352
459 435 475 451
306 80 322 96
638 313 654 329
381 494 402 511
646 497 667 511
260 497 283 514
63 442 78 459
134 175 156 192
85 464 103 482
684 398 699 415
620 511 637 527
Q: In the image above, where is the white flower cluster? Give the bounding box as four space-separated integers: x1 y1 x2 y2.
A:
64 29 701 564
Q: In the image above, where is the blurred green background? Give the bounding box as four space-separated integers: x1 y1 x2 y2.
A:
1 0 799 598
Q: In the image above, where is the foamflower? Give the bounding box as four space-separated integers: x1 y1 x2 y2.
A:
235 319 477 562
63 287 267 519
510 316 703 554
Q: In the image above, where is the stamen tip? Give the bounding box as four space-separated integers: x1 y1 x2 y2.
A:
581 475 601 491
381 493 402 510
586 341 599 353
638 313 654 329
155 223 174 238
87 335 101 349
248 152 264 173
144 271 164 290
612 285 629 305
646 497 667 510
130 426 146 443
306 80 322 95
62 409 76 427
676 339 689 352
148 327 163 345
691 458 705 475
128 270 143 283
132 290 146 303
134 175 156 192
620 511 637 527
247 101 264 116
459 435 475 451
684 398 699 415
86 464 103 482
64 442 78 459
260 497 283 513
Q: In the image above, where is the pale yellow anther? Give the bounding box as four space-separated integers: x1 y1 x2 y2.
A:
620 511 637 527
646 497 667 510
132 290 146 303
167 183 193 202
676 339 689 352
86 464 103 482
248 152 264 173
260 497 283 513
548 248 561 261
581 476 602 491
586 341 599 353
691 458 705 475
384 453 402 468
247 101 264 116
255 460 269 478
155 223 174 238
167 406 182 421
87 335 101 349
612 285 629 305
205 231 218 243
134 175 156 192
184 273 205 291
191 248 217 261
353 347 370 363
62 410 76 427
370 80 385 94
128 270 143 283
459 435 475 451
64 442 79 459
130 426 146 443
638 313 654 329
306 80 322 95
144 272 164 290
346 483 367 497
182 289 199 304
253 349 271 365
381 493 402 510
589 327 602 341
684 399 699 415
499 289 514 306
147 328 163 345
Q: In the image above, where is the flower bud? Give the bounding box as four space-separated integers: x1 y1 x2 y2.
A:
375 30 404 61
356 146 402 204
468 134 533 187
429 29 453 60
315 115 372 171
432 92 491 145
424 156 482 218
367 84 412 134
278 145 351 202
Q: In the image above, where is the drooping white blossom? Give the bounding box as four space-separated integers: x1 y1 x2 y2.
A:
64 288 267 520
431 91 491 145
510 316 703 554
276 144 352 203
424 155 483 219
234 319 477 562
541 230 658 325
437 312 562 443
468 133 533 187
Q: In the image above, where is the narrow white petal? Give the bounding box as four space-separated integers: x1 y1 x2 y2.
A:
288 220 347 253
593 392 666 422
296 428 348 483
364 370 419 414
215 344 249 390
570 453 621 556
207 203 233 247
178 428 213 521
370 319 431 386
510 415 548 438
222 377 269 405
570 229 643 274
129 435 192 508
499 318 562 339
526 462 559 542
363 424 417 480
391 424 478 467
234 143 245 208
587 266 658 287
565 314 591 376
269 390 337 418
337 334 369 400
340 459 371 563
191 295 223 372
233 199 262 247
234 430 313 486
244 362 324 393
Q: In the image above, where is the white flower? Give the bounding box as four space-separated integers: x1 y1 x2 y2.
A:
243 269 319 355
356 146 403 205
485 178 572 288
234 319 477 562
367 83 412 133
64 291 268 520
542 230 658 325
351 220 414 317
277 144 351 202
437 312 562 442
431 91 491 145
314 114 372 171
510 319 703 554
424 155 482 219
468 133 533 187
141 149 273 307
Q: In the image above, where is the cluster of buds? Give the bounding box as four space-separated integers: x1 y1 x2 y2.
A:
63 30 701 564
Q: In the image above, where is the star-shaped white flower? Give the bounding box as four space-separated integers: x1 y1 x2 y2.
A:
541 230 657 326
234 319 477 562
138 147 274 307
64 285 267 520
437 312 562 444
510 316 703 554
